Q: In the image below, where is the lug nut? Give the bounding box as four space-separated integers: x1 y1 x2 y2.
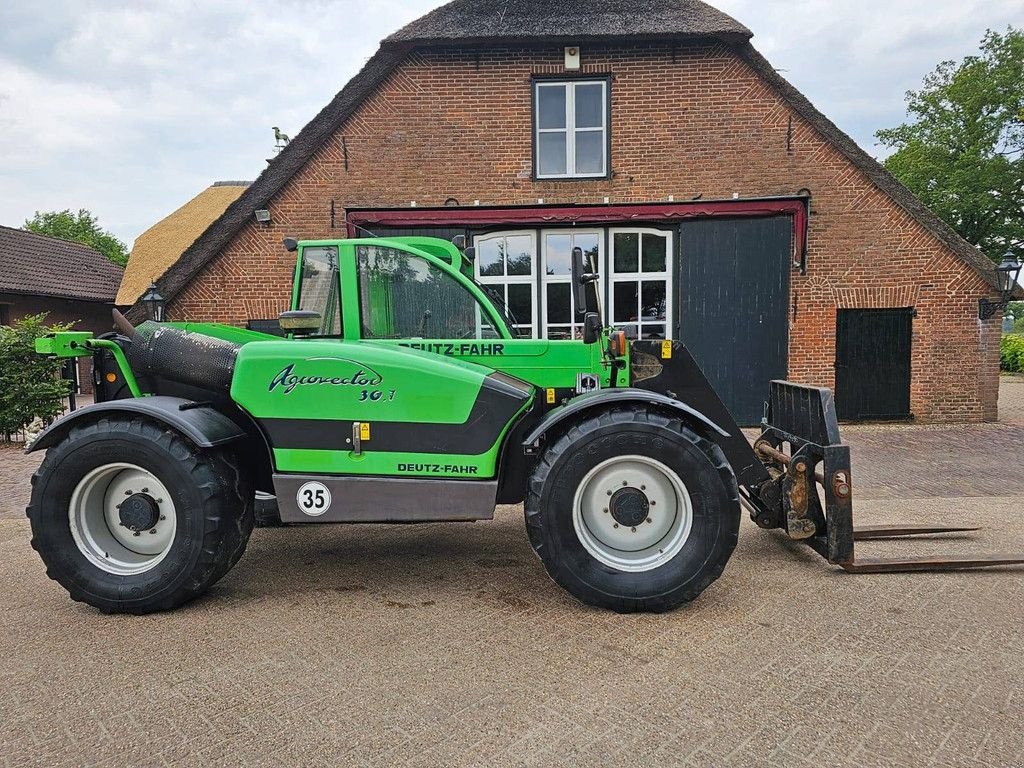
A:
622 480 627 486
631 526 636 532
603 508 609 514
606 490 612 497
149 529 158 534
613 523 619 529
159 515 166 521
133 531 141 537
641 485 646 491
124 490 132 496
650 500 657 506
646 518 652 524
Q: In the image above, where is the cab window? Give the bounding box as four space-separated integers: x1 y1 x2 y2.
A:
296 246 342 335
356 245 498 339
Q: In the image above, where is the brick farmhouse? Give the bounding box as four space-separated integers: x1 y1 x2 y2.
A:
136 0 1009 424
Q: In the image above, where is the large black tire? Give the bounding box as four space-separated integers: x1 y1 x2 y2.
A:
27 416 254 614
525 408 740 612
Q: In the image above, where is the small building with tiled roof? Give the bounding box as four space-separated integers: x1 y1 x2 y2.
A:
0 224 124 393
118 181 250 306
136 0 1011 423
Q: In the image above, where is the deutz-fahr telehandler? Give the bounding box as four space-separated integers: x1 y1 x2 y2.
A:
27 236 1023 614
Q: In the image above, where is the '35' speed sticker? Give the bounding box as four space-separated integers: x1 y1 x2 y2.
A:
296 481 331 516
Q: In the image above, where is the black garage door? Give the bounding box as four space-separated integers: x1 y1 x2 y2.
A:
835 308 913 420
678 217 792 426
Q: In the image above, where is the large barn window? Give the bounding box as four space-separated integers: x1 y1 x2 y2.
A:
534 80 609 179
608 229 672 340
474 232 537 338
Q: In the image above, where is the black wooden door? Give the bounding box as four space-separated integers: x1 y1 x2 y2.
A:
835 308 913 420
678 217 791 426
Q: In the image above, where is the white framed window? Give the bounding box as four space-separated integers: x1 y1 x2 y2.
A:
534 80 608 179
608 228 673 340
474 231 538 338
541 229 603 339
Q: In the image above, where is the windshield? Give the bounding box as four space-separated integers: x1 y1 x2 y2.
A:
296 246 342 335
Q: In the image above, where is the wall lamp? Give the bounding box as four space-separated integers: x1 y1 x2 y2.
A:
978 252 1022 320
254 209 272 225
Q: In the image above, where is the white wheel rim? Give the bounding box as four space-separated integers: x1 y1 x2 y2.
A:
572 455 693 573
68 463 177 576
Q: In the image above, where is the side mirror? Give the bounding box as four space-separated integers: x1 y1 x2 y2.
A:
570 246 599 316
279 310 322 336
582 312 601 345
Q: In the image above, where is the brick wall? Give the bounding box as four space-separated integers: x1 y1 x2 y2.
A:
171 41 1001 422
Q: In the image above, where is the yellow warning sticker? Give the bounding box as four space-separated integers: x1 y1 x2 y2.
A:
546 388 556 404
661 340 673 359
359 422 371 441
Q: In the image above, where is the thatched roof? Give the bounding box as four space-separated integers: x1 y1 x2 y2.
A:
385 0 752 46
117 181 249 305
143 2 1007 315
0 224 122 303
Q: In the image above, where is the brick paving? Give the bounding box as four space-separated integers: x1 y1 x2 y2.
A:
1 379 1023 767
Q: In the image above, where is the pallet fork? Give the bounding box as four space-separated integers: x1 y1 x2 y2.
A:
745 381 1024 573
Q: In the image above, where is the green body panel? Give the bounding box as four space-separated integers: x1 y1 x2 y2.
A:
231 338 532 478
164 322 279 345
376 338 614 389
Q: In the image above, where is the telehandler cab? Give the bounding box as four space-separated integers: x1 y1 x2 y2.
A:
27 236 1024 613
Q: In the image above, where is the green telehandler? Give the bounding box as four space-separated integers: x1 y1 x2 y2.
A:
26 236 1024 613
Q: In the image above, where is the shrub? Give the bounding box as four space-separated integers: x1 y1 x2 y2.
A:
1001 334 1024 373
0 314 73 437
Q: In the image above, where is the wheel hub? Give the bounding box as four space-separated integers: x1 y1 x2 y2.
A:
118 493 160 532
609 487 649 527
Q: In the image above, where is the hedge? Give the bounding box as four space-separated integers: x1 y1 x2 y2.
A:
0 314 72 437
1001 334 1024 373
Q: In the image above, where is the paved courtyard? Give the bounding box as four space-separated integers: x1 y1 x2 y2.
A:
1 377 1023 767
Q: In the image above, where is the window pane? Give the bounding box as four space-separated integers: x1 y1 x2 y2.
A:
537 85 567 129
640 324 666 339
546 283 571 324
642 233 667 272
544 233 572 275
358 246 493 339
297 246 342 335
613 281 638 323
575 131 604 175
507 283 533 327
478 237 504 277
538 132 567 176
575 83 604 128
613 232 639 272
506 235 534 276
641 281 667 321
546 325 572 340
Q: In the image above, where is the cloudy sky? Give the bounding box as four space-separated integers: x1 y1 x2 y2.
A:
0 0 1020 248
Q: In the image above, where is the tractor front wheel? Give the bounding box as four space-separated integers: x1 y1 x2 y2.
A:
525 409 740 612
27 416 254 614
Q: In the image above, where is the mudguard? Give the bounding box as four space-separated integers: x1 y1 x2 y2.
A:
522 387 730 450
27 396 246 453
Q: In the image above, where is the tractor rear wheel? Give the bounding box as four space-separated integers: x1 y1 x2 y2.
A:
525 408 739 612
27 416 254 614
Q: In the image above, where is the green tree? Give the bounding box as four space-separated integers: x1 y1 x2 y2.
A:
24 209 129 266
876 27 1024 262
0 314 72 438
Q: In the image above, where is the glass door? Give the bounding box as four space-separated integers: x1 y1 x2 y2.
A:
541 230 602 339
608 228 673 339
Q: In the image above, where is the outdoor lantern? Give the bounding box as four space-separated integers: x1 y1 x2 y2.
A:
979 252 1022 320
141 282 166 322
